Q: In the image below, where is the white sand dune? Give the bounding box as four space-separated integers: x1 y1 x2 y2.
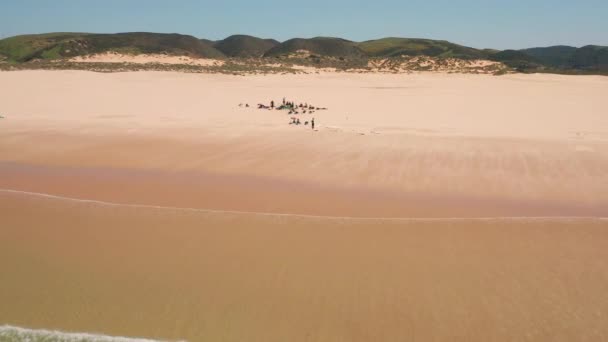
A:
70 52 224 66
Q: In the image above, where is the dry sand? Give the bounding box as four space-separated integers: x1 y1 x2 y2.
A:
0 71 606 216
0 70 607 341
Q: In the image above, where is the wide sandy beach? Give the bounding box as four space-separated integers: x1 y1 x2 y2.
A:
1 70 607 341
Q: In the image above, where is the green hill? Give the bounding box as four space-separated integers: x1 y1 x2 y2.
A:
0 33 84 61
488 50 544 71
520 46 578 68
570 45 608 71
214 35 279 57
0 32 225 62
518 45 608 72
358 37 488 59
264 37 365 58
199 38 216 46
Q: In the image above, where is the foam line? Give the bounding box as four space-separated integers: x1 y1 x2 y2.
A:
0 188 605 222
0 325 184 342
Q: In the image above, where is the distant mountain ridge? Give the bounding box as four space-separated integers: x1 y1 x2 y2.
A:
0 32 606 74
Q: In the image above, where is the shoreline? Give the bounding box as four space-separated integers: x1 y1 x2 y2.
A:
1 162 606 219
2 188 606 221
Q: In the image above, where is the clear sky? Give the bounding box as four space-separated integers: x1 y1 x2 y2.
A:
1 0 606 49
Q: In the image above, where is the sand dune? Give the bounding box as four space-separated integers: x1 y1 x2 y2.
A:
70 52 224 67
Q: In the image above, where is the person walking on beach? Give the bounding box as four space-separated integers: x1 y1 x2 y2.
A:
311 118 315 130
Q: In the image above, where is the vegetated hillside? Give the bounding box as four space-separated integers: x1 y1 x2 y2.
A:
0 33 84 61
570 45 608 71
264 37 365 58
199 38 216 46
214 35 279 57
489 50 545 71
517 45 608 72
358 37 488 59
0 32 225 62
520 46 578 68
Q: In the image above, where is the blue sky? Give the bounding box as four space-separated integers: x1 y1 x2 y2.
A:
1 0 606 49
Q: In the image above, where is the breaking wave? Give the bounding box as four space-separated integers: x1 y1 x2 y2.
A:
0 325 184 342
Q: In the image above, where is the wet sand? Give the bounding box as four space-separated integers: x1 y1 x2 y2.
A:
1 192 608 341
1 70 608 341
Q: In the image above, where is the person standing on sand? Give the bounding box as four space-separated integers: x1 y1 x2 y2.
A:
271 100 275 109
311 118 315 130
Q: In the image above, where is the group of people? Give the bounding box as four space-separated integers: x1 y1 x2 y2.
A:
240 97 327 130
290 116 315 129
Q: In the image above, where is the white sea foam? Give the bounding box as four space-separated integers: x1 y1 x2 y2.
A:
0 325 183 342
0 188 605 222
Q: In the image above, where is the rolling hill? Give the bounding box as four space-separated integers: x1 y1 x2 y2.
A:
0 32 225 62
568 45 608 71
1 32 606 74
518 45 608 72
214 35 279 57
520 46 578 68
488 50 544 71
199 38 216 46
358 37 488 59
264 37 365 58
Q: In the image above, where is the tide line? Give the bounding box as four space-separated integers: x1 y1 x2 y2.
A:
0 188 606 222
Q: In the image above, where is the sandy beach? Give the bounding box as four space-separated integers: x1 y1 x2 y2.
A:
1 70 608 341
1 71 607 216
